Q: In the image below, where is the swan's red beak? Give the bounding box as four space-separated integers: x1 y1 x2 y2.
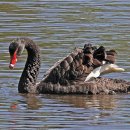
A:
9 50 17 69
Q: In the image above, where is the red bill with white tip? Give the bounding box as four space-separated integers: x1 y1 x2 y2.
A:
9 50 17 69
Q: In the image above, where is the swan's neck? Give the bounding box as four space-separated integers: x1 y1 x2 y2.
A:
18 38 41 93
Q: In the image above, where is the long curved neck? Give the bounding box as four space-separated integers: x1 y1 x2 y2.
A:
18 38 41 93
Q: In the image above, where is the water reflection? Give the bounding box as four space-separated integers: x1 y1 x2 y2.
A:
19 94 43 110
14 94 118 110
6 93 119 129
44 94 117 110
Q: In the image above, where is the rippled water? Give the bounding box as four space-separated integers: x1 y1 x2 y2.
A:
0 0 130 129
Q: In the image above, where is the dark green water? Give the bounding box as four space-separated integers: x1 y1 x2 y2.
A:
0 0 130 129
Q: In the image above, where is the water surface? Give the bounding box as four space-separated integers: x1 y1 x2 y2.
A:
0 0 130 129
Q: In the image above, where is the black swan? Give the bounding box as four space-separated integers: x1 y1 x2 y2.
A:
9 38 130 94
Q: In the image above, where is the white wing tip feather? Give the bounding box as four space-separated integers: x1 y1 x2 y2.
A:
84 64 125 82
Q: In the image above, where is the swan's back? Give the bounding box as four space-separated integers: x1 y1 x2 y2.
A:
42 44 115 85
42 48 90 85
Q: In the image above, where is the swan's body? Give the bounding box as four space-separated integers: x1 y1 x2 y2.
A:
9 38 130 94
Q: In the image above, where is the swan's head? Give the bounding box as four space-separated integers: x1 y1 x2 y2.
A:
9 38 25 69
